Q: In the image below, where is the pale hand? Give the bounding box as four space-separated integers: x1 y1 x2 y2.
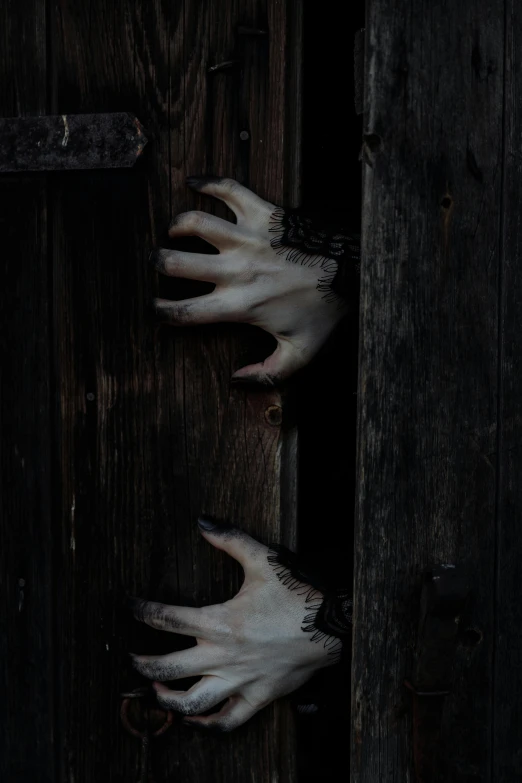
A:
130 518 336 731
151 177 347 385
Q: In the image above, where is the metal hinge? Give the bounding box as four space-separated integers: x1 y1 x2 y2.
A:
405 564 470 783
0 113 148 172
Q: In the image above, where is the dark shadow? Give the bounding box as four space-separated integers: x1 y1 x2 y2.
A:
295 3 365 779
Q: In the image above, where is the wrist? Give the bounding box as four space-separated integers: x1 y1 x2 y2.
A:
268 544 352 665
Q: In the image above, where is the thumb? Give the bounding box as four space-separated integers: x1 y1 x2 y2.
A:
197 516 267 576
231 340 306 387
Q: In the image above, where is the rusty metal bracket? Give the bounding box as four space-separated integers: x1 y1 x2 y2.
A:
120 687 173 783
0 113 148 172
405 564 470 783
120 687 173 739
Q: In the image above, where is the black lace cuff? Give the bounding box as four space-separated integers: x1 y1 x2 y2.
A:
269 208 361 305
268 544 352 663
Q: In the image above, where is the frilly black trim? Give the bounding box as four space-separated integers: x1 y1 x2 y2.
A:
268 207 361 305
268 544 352 664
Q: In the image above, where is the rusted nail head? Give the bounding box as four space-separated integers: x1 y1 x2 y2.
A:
265 405 283 426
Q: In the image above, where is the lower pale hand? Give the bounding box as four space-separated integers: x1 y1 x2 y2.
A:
129 517 338 731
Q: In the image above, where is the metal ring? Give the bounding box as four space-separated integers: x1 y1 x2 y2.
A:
151 710 174 737
120 693 174 739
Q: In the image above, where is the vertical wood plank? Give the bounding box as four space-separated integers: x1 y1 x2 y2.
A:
0 181 54 783
494 3 522 780
352 2 504 780
50 1 173 779
50 0 301 780
154 0 302 778
0 2 54 781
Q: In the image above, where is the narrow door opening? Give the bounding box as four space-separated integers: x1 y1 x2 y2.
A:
296 3 365 779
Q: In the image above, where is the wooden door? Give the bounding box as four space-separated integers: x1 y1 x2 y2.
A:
353 1 522 781
0 1 302 780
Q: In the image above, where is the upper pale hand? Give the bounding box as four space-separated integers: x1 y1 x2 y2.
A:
151 177 348 385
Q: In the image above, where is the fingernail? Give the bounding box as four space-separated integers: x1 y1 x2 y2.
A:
197 515 219 532
186 175 221 190
151 299 165 320
231 374 277 389
147 301 159 322
148 248 161 266
127 596 144 616
197 515 233 533
230 375 251 385
230 375 262 388
149 248 167 273
197 516 234 536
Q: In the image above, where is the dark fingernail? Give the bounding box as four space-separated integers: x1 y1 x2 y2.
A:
128 653 141 670
230 375 251 386
152 299 165 319
146 301 159 322
127 596 144 616
149 248 167 273
230 375 266 389
197 515 219 531
197 515 233 533
231 374 279 389
148 249 160 271
186 175 222 191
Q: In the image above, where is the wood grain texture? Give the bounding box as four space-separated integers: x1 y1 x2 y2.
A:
50 0 301 780
352 2 505 781
494 2 522 779
0 2 54 781
0 180 55 783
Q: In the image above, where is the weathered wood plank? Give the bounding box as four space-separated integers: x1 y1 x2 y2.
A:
0 1 54 781
0 180 54 783
51 0 301 780
50 1 173 779
494 3 522 779
152 0 301 778
352 3 504 781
